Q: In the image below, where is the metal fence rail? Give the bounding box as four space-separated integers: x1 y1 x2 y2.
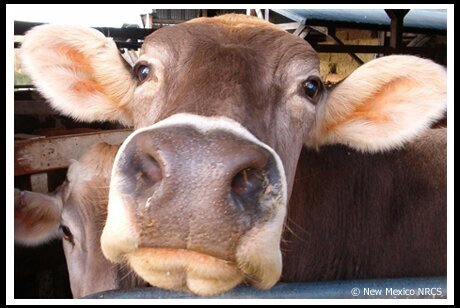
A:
84 276 447 299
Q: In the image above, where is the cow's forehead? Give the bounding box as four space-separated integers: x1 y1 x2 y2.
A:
140 15 319 72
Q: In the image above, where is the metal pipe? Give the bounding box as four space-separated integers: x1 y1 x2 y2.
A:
84 276 447 299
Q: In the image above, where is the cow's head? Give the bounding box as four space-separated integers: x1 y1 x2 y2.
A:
14 144 149 298
18 14 446 296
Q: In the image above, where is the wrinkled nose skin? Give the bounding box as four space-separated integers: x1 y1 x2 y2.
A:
101 114 287 295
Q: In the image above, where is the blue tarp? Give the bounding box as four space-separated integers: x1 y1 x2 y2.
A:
272 9 447 31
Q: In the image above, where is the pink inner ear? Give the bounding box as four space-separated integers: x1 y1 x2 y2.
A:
323 77 415 133
15 206 51 230
54 44 106 96
56 44 93 74
72 80 104 94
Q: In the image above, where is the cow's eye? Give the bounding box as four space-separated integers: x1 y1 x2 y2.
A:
135 64 150 82
302 77 323 103
60 225 74 245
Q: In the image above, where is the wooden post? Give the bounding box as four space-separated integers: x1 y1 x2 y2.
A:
309 25 364 65
407 34 430 47
276 22 303 31
385 9 410 50
328 33 365 65
293 24 307 36
376 30 387 58
30 173 48 193
14 129 132 176
145 12 150 29
246 9 255 16
255 9 264 19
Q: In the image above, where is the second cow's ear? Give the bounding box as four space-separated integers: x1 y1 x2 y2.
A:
14 189 64 246
20 25 136 126
306 55 447 152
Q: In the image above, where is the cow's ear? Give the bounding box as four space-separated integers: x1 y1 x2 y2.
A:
14 189 64 246
306 55 447 152
20 25 136 126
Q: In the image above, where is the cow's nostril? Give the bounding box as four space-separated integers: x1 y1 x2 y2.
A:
231 168 265 198
138 155 163 184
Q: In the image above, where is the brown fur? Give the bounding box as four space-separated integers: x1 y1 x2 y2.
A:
282 128 446 281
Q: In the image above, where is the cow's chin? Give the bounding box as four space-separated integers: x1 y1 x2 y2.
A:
126 247 244 296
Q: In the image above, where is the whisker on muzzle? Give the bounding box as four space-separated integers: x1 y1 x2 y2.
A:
282 222 309 245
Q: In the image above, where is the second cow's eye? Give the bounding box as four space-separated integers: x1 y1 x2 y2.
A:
135 64 150 82
60 225 75 246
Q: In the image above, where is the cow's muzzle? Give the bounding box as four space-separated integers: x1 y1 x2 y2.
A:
101 113 287 296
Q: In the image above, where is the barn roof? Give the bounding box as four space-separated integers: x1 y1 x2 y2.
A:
272 9 447 34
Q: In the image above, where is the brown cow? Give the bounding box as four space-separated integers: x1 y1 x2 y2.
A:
15 144 147 297
15 14 447 297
